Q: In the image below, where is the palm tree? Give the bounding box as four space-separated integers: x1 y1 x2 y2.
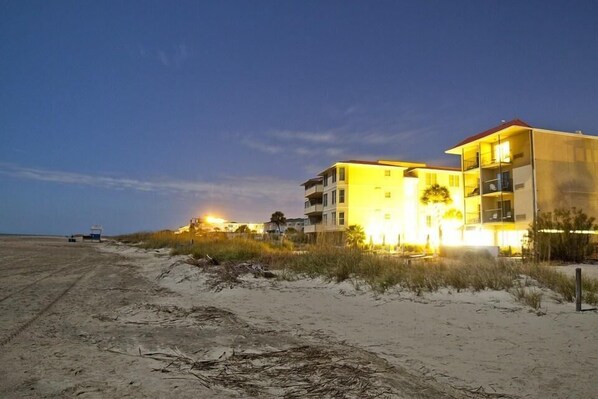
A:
270 211 287 234
345 225 366 249
421 184 452 252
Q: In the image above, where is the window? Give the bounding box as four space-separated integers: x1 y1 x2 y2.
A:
331 212 336 225
449 175 460 187
332 168 337 183
339 167 345 181
426 215 432 228
384 169 391 177
323 173 328 187
323 193 328 207
426 173 437 186
499 200 512 214
304 201 309 209
331 190 336 205
339 212 345 225
384 213 391 220
494 141 511 163
339 189 345 203
385 192 391 199
323 214 327 225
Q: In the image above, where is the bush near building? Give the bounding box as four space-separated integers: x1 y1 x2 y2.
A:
526 207 598 263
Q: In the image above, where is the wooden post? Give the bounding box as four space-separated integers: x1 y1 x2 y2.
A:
575 268 582 312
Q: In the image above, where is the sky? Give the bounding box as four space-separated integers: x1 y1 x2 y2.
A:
1 1 598 235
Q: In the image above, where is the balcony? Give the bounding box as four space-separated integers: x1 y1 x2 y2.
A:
480 152 511 169
465 185 480 197
466 212 481 224
483 209 514 223
304 223 346 233
304 204 323 216
463 156 479 171
482 179 513 196
304 223 325 233
304 184 323 198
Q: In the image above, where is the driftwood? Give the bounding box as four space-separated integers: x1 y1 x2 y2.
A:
180 256 277 291
137 345 397 398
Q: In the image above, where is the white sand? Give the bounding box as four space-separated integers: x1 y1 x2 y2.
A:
553 263 598 279
101 243 598 398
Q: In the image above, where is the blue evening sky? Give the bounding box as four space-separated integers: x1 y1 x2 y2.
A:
1 1 597 235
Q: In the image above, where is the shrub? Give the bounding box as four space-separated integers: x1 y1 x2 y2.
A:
526 207 598 262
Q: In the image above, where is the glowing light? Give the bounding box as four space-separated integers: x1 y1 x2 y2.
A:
205 215 226 224
539 229 598 234
494 141 511 163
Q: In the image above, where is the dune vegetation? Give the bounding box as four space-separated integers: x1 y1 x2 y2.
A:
115 230 598 307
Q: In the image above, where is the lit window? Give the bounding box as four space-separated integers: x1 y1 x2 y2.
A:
426 215 432 227
385 192 391 198
494 141 511 163
384 213 391 220
426 173 437 186
339 189 345 203
339 212 345 225
449 175 460 187
339 167 345 181
384 169 391 177
331 190 336 205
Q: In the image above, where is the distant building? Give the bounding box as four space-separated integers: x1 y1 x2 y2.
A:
264 218 305 234
176 217 264 234
302 160 462 246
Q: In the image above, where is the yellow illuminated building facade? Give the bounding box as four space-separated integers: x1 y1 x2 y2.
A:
303 120 598 249
446 119 598 248
302 160 463 246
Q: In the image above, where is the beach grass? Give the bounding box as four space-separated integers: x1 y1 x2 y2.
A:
115 231 598 306
115 230 288 262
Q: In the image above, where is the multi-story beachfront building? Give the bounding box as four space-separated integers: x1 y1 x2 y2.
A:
446 119 598 247
302 120 597 249
301 160 463 246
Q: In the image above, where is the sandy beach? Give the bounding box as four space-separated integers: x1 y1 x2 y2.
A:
1 236 597 398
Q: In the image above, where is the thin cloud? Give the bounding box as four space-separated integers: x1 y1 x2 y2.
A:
271 128 420 146
0 163 299 202
242 139 283 154
140 44 190 68
272 130 336 143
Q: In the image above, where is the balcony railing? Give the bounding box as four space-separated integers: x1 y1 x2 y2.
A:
465 185 480 197
466 212 481 224
304 224 323 233
304 184 323 198
482 178 512 195
480 152 511 168
303 223 343 233
483 209 514 223
304 204 323 215
463 156 479 171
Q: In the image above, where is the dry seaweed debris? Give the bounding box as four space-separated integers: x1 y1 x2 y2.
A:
183 256 276 291
143 345 397 398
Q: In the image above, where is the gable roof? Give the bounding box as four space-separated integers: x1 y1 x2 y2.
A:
447 119 531 151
